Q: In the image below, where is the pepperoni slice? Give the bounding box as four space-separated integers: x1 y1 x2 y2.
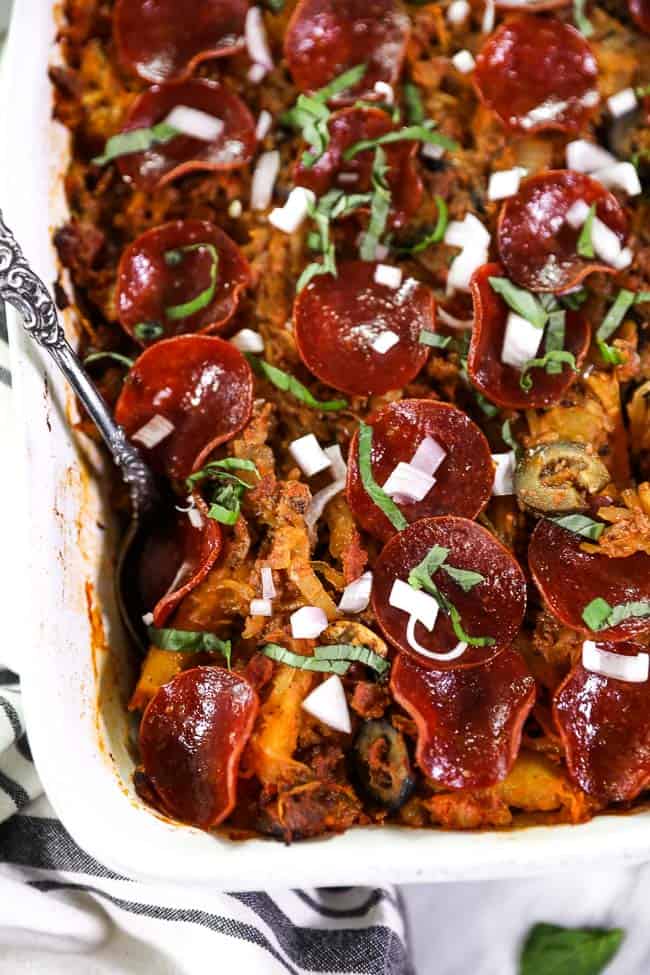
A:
140 667 259 828
497 171 629 293
294 107 422 228
468 263 590 410
116 80 256 191
391 649 535 789
629 0 650 33
529 519 650 642
372 516 527 669
284 0 410 101
474 16 599 134
114 0 247 83
115 335 253 480
117 220 251 346
293 261 433 397
346 400 494 542
554 650 650 801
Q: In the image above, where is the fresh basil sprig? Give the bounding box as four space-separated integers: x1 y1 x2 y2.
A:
573 0 595 37
93 122 180 166
148 627 232 668
520 922 623 975
488 277 548 330
247 355 348 411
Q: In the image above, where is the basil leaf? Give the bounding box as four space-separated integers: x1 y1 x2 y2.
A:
550 514 605 541
577 203 597 258
403 82 425 124
597 339 624 366
443 564 485 592
607 599 650 627
560 289 588 310
543 310 567 374
315 63 367 102
397 196 448 254
582 596 614 630
164 243 219 321
520 923 623 975
148 627 232 665
501 419 518 451
408 545 450 590
420 329 450 348
343 123 458 160
92 122 180 165
247 355 348 411
262 643 351 674
134 322 164 341
297 246 338 291
358 421 408 531
354 99 401 122
84 351 134 369
187 457 260 491
596 288 636 342
573 0 595 36
488 277 548 330
520 351 577 391
448 603 495 646
313 644 390 675
360 146 391 261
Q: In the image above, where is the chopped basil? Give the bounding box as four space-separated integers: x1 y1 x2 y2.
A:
550 513 605 541
354 98 401 123
501 419 518 452
313 644 390 675
208 484 245 525
148 627 232 667
520 350 577 391
261 643 351 675
560 289 588 310
403 82 425 124
247 355 348 411
358 421 408 531
408 544 450 588
187 457 260 489
597 339 624 366
84 351 134 369
419 330 450 348
315 63 368 102
299 188 372 289
93 122 180 166
442 564 485 592
264 0 285 10
282 64 367 167
520 923 623 975
360 146 391 261
164 243 219 321
577 203 597 259
573 0 594 36
543 309 567 375
296 247 337 291
607 599 650 627
596 288 635 342
134 322 164 342
582 597 613 630
397 196 448 254
187 457 260 525
488 277 548 330
343 123 458 161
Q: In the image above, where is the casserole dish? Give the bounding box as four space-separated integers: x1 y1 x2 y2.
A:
4 0 650 889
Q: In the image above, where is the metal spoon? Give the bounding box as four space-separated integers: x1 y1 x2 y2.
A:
0 211 160 650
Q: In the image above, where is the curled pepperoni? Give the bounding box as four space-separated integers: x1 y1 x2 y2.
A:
116 80 256 191
554 650 650 801
285 0 410 101
391 649 535 789
117 220 251 345
468 263 590 410
294 261 433 397
497 171 629 293
474 16 599 134
294 108 422 228
372 516 527 669
115 335 253 480
629 0 650 33
529 519 650 642
140 667 258 828
114 0 247 83
346 399 494 542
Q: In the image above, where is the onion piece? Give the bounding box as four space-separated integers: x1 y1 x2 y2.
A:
491 451 516 496
289 433 332 477
607 88 638 118
132 414 175 449
338 571 373 614
406 616 468 661
582 640 649 683
373 81 395 104
389 579 439 631
290 605 329 639
248 63 266 84
445 213 491 249
231 328 265 353
250 598 273 617
301 675 351 733
142 612 154 627
187 506 203 529
447 0 471 24
437 307 474 330
501 311 543 370
374 264 403 289
164 105 224 142
382 462 435 502
371 329 400 354
261 567 276 600
593 161 642 197
410 436 446 478
251 150 280 211
269 186 316 234
566 140 617 174
451 49 475 74
324 444 347 480
305 478 346 529
245 6 273 71
487 167 525 202
482 0 495 32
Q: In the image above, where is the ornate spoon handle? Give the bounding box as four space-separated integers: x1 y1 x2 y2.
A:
0 211 157 513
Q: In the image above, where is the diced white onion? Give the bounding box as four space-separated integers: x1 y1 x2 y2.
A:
371 329 400 354
250 598 273 617
451 49 475 74
612 246 633 270
289 433 332 477
305 478 346 529
492 451 516 496
410 436 446 477
389 579 439 631
406 615 468 662
261 567 276 600
373 81 394 104
445 214 491 293
591 216 626 266
593 161 642 197
269 186 316 234
324 444 347 480
248 63 267 83
187 506 203 529
565 198 591 228
582 640 649 683
142 612 154 627
251 149 280 211
231 328 265 353
445 213 491 249
422 142 446 161
338 571 373 614
447 0 471 24
301 675 352 733
383 462 435 503
164 560 191 597
447 244 489 293
607 87 638 118
132 414 175 449
501 311 543 371
482 0 495 32
487 167 525 202
228 199 243 218
338 172 359 185
255 109 273 140
374 264 403 289
291 605 329 639
164 106 224 142
245 6 273 71
437 307 474 330
566 140 617 174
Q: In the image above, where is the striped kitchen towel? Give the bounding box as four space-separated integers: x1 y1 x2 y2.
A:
0 321 413 974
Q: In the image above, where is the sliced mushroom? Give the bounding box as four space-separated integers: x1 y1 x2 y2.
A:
354 719 415 811
515 441 610 514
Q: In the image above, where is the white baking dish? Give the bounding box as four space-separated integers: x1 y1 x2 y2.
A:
4 0 650 891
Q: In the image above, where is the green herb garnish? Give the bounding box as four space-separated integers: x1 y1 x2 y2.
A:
573 0 594 37
520 350 577 391
164 243 219 321
313 644 390 675
93 122 180 166
543 310 567 374
84 351 134 369
577 203 597 259
343 123 457 161
520 923 623 975
442 564 486 592
488 277 548 330
549 514 605 541
360 146 391 261
419 330 450 348
560 289 588 310
148 627 232 668
186 458 260 526
358 421 408 531
134 322 164 342
403 82 425 124
408 544 493 646
397 196 448 254
261 642 389 676
597 339 624 366
501 419 518 452
247 355 348 411
583 598 650 630
282 64 367 167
